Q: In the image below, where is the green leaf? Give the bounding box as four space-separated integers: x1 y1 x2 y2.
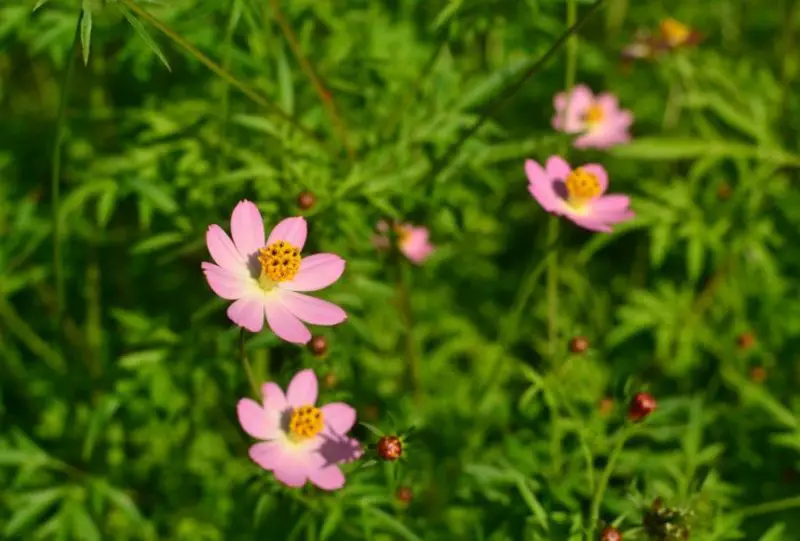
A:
32 0 50 12
5 487 66 537
758 523 786 541
276 40 294 116
366 508 423 541
131 232 185 254
514 474 549 530
319 506 342 541
80 0 92 65
118 5 172 71
118 349 167 369
82 396 121 461
92 481 145 526
129 180 178 213
69 503 101 541
359 422 385 437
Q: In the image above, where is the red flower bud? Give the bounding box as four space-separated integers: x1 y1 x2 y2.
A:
377 435 403 461
750 366 767 384
737 332 755 351
308 335 328 357
628 392 657 422
297 191 316 210
600 526 622 541
396 486 413 503
569 336 590 354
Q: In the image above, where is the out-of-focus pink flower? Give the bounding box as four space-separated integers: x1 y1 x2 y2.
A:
396 224 434 264
237 369 362 490
525 156 634 233
202 200 346 344
552 85 633 149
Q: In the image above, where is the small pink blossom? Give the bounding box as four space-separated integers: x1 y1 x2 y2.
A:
238 369 362 491
397 224 434 264
525 156 634 233
202 200 346 344
552 85 633 149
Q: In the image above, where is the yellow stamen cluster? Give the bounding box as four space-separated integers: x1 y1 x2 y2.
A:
289 406 324 440
660 18 691 47
583 103 604 125
565 168 601 206
258 241 301 282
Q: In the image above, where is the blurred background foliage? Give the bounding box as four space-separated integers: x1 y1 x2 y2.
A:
2 0 800 539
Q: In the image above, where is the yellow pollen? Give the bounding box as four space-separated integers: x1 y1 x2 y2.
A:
660 18 691 47
583 103 604 126
288 405 324 440
257 241 301 283
565 168 602 206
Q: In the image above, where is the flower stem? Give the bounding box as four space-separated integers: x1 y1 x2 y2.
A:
239 328 260 399
396 258 421 403
52 12 82 327
546 218 560 360
587 425 633 540
739 495 800 518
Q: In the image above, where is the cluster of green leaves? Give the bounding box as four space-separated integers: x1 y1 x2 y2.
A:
2 0 800 539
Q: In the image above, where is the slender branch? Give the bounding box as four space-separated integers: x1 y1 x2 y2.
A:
587 425 633 539
395 254 421 403
52 11 82 325
739 495 800 518
269 0 354 160
117 0 337 157
428 0 606 180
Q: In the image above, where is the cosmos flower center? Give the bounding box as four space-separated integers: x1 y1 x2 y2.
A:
565 168 601 207
288 405 324 440
258 241 301 283
660 18 690 47
583 103 604 126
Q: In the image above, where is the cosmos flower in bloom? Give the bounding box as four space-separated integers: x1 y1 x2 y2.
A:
525 156 634 233
372 220 434 264
238 369 362 490
202 200 346 344
552 85 633 149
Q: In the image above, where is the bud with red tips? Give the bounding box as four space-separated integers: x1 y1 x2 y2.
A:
377 435 403 461
628 392 657 422
308 335 328 357
297 191 316 210
600 526 622 541
396 486 413 503
737 332 755 351
569 336 590 354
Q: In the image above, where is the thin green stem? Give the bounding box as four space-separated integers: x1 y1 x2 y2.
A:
587 425 633 540
396 256 421 403
738 495 800 518
52 12 82 326
117 0 337 157
546 218 560 360
239 329 260 398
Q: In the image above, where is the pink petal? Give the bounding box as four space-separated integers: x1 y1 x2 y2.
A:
231 200 265 259
400 228 434 264
553 85 593 133
321 403 357 435
579 164 609 194
567 214 613 233
201 262 248 300
309 464 345 491
590 195 631 217
227 297 266 333
281 254 345 292
249 441 284 471
237 399 276 439
262 382 288 412
526 159 562 213
545 156 572 180
267 217 307 251
596 93 621 113
273 466 309 488
279 291 347 326
207 225 247 274
264 299 312 344
286 368 318 407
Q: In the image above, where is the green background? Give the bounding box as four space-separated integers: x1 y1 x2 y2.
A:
2 0 800 539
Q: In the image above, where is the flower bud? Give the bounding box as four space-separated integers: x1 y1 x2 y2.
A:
569 336 590 354
308 335 328 357
323 372 337 389
396 486 413 503
600 526 622 541
737 332 755 351
297 191 316 210
628 392 657 422
750 366 767 384
598 397 614 417
377 435 403 461
717 183 731 200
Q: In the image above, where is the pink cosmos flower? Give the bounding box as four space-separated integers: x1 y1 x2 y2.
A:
238 369 363 490
525 156 634 233
552 85 633 149
396 224 434 264
202 200 346 344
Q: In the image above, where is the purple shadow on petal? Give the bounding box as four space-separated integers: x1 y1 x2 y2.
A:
552 180 569 201
317 432 363 468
